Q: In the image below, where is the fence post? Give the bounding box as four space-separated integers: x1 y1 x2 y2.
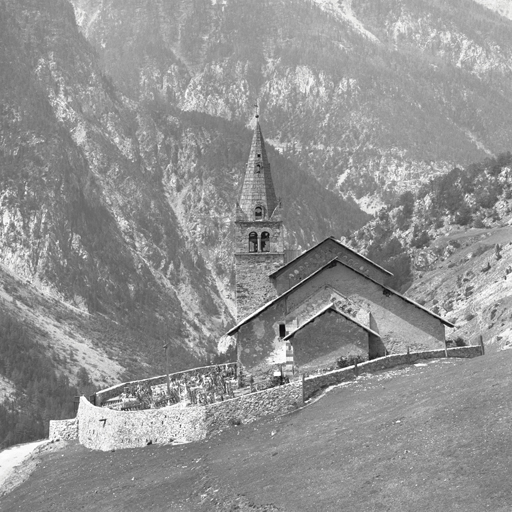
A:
406 346 410 364
444 338 448 358
354 361 358 377
479 334 485 355
163 344 171 396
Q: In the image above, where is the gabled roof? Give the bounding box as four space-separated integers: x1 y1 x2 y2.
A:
283 303 381 341
269 236 393 278
227 257 455 335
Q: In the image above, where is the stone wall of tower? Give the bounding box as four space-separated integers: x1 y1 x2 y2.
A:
235 253 284 320
235 220 284 320
233 117 284 321
234 220 284 253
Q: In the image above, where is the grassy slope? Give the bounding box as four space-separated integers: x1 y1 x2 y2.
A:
2 351 512 511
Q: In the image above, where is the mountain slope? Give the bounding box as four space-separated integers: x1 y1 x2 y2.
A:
0 0 368 385
0 0 223 365
350 152 512 347
474 0 512 20
71 0 512 208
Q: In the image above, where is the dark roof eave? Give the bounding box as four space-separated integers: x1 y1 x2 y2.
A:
283 304 382 340
227 257 455 336
270 236 393 279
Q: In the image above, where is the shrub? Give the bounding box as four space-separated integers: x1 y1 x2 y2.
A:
455 203 473 225
454 337 466 347
481 261 491 273
434 218 444 229
465 313 475 321
444 302 453 312
411 230 431 249
473 217 485 229
267 373 289 388
336 354 365 369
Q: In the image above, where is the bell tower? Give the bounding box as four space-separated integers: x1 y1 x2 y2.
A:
234 113 285 320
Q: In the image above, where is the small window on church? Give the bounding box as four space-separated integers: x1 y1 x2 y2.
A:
255 207 263 220
249 232 258 253
279 324 286 338
255 164 261 173
257 153 261 158
261 231 270 252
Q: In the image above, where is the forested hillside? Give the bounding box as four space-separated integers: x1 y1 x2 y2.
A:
0 0 369 450
350 151 512 288
73 0 512 208
0 311 96 448
348 151 512 352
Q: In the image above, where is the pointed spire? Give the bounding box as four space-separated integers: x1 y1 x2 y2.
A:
236 113 279 221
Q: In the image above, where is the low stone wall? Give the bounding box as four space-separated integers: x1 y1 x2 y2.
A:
303 366 356 400
95 362 237 406
205 381 303 437
75 346 482 451
445 346 484 358
49 418 78 441
303 345 483 400
76 380 302 451
77 397 207 451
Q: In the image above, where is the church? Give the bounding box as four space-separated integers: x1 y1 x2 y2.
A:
226 115 455 376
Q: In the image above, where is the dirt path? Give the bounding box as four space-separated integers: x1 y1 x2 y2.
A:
0 440 49 495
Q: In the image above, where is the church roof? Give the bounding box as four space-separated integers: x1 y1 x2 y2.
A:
236 117 279 220
227 257 455 335
283 303 381 341
269 236 393 278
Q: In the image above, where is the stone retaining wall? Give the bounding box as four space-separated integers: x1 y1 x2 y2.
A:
49 418 78 441
73 345 482 451
303 345 483 400
95 362 237 406
77 381 302 451
77 397 207 451
205 381 303 436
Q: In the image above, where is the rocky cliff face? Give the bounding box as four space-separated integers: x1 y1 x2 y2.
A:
474 0 512 20
2 0 512 386
71 0 512 211
350 152 512 350
0 0 223 370
0 0 367 387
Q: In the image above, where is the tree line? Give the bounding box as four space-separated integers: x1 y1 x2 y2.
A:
0 311 94 449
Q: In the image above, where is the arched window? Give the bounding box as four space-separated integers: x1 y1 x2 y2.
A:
261 231 270 252
255 164 261 174
254 206 263 220
249 232 258 253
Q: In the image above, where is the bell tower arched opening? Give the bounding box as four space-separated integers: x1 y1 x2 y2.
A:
248 232 258 253
261 231 270 252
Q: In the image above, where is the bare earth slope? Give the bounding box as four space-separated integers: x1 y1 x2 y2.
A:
2 351 511 511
